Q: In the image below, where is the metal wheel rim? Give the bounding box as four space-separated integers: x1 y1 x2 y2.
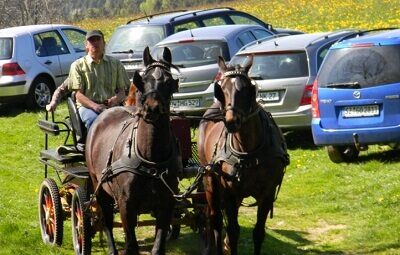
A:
34 82 51 108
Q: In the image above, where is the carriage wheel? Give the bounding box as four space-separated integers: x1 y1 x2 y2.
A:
38 178 63 246
71 187 92 255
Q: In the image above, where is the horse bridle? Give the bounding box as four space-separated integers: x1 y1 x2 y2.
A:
221 70 260 123
140 61 175 113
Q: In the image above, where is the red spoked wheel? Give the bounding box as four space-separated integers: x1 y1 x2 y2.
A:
71 187 92 255
38 178 63 246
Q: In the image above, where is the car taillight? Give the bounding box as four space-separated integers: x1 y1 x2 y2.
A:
300 84 313 106
213 71 223 82
311 80 320 118
2 62 25 76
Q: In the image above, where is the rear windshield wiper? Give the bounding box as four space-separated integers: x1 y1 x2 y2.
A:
111 49 134 54
326 82 361 89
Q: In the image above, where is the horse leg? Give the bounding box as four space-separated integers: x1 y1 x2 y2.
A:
97 189 118 255
252 196 273 255
151 200 174 255
223 194 240 255
203 175 224 255
119 198 140 255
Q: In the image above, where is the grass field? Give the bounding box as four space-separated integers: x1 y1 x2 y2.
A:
1 0 400 254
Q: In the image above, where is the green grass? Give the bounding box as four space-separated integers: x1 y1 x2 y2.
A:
1 102 400 255
1 0 400 253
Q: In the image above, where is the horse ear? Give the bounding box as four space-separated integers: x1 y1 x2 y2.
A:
143 46 155 66
217 56 227 73
133 71 144 93
243 55 253 73
214 82 225 105
162 47 172 64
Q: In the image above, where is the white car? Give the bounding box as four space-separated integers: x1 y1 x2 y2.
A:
0 24 86 108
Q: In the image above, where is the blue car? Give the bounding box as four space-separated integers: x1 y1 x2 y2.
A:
311 29 400 163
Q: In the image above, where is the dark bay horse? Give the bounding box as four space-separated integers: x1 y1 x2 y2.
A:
197 56 289 255
86 47 181 255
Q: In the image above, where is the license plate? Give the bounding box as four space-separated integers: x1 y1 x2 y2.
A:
124 62 142 70
170 98 200 108
258 91 280 102
343 105 379 118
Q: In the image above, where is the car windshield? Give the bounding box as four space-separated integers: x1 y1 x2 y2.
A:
230 51 308 79
106 26 165 53
318 45 400 88
153 40 229 68
0 38 12 60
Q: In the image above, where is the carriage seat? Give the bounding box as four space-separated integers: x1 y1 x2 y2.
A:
67 93 86 152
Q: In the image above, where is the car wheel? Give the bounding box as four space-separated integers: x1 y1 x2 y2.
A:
27 77 54 109
327 145 359 163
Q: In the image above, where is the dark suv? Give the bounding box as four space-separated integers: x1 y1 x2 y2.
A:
106 7 293 78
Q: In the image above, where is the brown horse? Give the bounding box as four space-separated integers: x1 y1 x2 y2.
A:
86 47 181 255
197 56 289 255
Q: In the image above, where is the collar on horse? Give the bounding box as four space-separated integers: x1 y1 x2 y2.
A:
213 109 289 182
101 118 180 180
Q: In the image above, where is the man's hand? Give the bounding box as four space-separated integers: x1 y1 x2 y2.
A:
46 101 57 112
93 103 107 113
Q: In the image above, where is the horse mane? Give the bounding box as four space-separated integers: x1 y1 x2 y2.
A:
124 82 137 106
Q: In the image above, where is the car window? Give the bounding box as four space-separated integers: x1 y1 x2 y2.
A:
232 51 308 79
316 41 337 69
0 38 12 60
253 29 273 40
318 45 400 88
202 16 227 26
237 31 256 48
62 29 86 53
153 41 229 67
173 22 200 33
34 31 69 57
229 14 261 26
107 26 165 53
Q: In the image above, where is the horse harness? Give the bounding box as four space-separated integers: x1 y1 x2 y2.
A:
212 107 289 183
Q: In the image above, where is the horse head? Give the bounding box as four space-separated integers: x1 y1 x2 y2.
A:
133 46 179 122
214 56 258 132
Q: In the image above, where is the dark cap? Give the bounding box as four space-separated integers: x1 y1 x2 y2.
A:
86 30 104 40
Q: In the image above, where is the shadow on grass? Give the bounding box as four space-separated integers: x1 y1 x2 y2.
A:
354 148 400 164
283 129 318 151
0 103 40 117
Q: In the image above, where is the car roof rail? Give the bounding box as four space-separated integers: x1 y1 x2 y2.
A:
336 27 398 43
239 33 290 51
169 7 236 22
306 28 360 47
127 9 189 24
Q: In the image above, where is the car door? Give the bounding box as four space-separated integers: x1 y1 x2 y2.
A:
33 31 65 85
59 28 86 79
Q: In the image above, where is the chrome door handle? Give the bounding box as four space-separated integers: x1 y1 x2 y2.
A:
44 60 52 65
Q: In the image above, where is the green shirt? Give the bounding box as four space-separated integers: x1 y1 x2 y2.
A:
68 54 130 106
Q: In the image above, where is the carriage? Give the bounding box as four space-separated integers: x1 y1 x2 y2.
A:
37 47 288 255
37 95 207 254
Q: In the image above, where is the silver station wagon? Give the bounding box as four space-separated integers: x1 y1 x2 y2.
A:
152 24 275 115
0 24 86 108
230 30 357 130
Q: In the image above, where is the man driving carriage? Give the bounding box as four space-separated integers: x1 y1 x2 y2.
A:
68 29 130 129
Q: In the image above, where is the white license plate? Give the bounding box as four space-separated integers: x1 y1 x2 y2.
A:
171 98 200 108
124 62 142 70
343 105 379 118
258 91 280 102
